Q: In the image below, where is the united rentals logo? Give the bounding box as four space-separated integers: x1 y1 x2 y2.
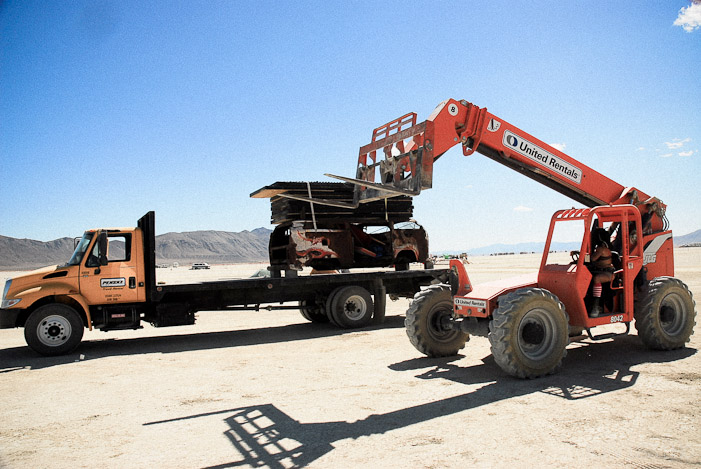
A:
101 278 126 288
454 297 487 309
503 130 582 184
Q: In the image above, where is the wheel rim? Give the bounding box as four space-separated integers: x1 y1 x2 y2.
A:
36 314 72 347
343 295 367 320
517 308 557 361
659 292 688 336
427 306 460 343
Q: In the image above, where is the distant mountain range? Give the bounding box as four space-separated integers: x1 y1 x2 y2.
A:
155 228 272 265
676 229 701 246
0 228 273 270
1 228 699 270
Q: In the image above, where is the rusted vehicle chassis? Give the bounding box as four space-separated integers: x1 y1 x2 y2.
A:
270 221 429 273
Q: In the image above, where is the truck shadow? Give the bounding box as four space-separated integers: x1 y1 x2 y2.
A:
0 316 407 372
143 337 695 468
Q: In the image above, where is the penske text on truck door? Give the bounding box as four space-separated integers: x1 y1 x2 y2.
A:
80 232 144 305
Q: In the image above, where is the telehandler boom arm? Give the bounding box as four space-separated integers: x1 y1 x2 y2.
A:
326 99 667 235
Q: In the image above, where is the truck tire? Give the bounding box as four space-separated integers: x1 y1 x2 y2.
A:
299 300 330 323
325 287 344 327
328 286 374 329
489 288 568 379
634 277 696 350
405 285 468 357
24 303 84 356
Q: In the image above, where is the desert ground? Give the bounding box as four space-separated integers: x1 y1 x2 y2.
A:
1 248 699 468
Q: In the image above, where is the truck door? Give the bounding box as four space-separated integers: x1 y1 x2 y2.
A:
80 232 144 305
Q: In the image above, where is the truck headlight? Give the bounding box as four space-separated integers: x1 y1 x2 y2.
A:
1 279 20 308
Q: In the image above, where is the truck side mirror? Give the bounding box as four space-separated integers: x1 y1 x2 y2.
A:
98 233 109 266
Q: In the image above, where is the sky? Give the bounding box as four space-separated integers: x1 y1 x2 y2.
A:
1 1 700 252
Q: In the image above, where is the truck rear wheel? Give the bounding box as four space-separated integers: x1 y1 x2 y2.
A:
299 300 330 323
405 285 468 357
24 304 84 356
489 288 568 379
635 277 696 350
327 286 374 329
325 287 343 326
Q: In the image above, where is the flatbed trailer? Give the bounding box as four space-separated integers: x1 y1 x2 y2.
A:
1 212 450 356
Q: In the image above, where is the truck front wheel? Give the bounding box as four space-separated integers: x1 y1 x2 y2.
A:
24 304 84 356
489 288 569 379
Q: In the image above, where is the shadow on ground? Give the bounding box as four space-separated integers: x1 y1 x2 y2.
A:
144 336 696 468
0 316 407 371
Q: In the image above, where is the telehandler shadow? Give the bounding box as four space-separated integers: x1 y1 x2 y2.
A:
0 315 406 372
143 337 695 469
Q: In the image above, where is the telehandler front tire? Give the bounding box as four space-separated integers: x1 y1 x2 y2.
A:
24 303 84 356
489 288 569 379
405 285 468 357
635 277 696 350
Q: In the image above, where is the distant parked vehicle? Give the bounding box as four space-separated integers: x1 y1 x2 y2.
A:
190 263 210 270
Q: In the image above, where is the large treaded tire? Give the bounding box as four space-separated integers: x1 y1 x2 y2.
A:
634 277 696 350
405 285 468 357
489 288 569 379
24 303 84 356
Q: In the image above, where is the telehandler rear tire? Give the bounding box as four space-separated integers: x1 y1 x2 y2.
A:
405 285 468 357
24 303 84 356
489 288 569 379
635 277 696 350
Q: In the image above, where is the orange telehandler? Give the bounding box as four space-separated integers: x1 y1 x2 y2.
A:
309 98 696 378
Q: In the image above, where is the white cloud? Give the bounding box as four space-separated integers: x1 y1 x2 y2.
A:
513 205 533 212
674 2 701 32
664 137 691 149
660 153 674 158
679 150 695 157
636 147 646 151
549 142 566 152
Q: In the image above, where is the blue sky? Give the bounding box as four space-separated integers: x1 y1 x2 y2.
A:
1 1 699 252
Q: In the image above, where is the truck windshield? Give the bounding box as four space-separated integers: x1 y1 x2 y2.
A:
67 232 94 266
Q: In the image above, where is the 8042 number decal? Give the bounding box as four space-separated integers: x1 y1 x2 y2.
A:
610 315 624 323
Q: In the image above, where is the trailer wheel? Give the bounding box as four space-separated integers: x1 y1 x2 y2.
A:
298 300 330 323
405 285 468 357
489 288 568 379
24 304 84 356
635 277 696 350
328 286 374 329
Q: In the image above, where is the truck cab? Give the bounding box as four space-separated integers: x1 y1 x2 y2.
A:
1 223 149 355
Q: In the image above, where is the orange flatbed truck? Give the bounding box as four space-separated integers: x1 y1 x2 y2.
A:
0 211 451 356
